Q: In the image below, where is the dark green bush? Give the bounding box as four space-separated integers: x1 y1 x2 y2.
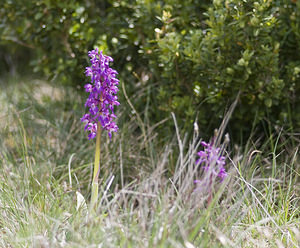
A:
1 0 299 138
154 0 300 133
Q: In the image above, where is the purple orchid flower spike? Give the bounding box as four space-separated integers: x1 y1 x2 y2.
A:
81 49 120 139
195 140 227 183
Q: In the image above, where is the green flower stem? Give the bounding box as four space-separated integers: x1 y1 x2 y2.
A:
91 121 101 210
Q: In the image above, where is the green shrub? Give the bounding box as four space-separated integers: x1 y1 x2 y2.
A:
154 0 300 133
1 0 299 138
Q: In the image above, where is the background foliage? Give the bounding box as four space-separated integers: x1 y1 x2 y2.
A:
1 0 299 138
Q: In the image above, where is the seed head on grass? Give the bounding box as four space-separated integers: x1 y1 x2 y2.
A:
81 49 120 139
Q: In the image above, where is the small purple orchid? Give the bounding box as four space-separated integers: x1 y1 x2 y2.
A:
81 49 120 139
195 141 227 181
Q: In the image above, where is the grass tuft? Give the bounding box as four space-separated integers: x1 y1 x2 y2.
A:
0 78 299 247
